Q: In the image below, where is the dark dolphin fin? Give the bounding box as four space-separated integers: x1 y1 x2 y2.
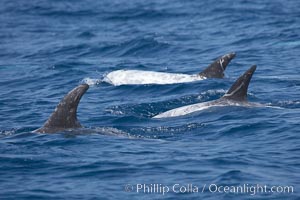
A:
35 84 89 133
222 65 257 102
199 52 236 78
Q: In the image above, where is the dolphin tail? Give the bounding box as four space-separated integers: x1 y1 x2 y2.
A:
34 84 89 133
199 52 236 78
222 65 257 102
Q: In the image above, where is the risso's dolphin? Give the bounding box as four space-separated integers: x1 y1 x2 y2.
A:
34 84 89 133
153 65 258 118
104 53 236 86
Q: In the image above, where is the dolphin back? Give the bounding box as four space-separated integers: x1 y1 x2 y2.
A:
222 65 257 101
35 84 89 133
199 53 236 78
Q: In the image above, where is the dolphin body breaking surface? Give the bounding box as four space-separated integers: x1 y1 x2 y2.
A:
153 65 258 119
104 53 236 86
34 84 89 133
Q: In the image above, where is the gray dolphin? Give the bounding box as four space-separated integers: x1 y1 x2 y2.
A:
153 65 257 118
34 84 89 133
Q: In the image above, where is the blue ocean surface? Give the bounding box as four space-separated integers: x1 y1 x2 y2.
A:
0 0 299 199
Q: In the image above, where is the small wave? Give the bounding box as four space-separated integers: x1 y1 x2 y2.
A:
103 8 186 21
214 170 259 183
81 77 102 86
81 127 158 139
273 40 300 48
126 123 206 139
92 127 132 137
267 100 300 109
98 37 171 57
134 123 205 133
0 129 17 137
77 31 96 39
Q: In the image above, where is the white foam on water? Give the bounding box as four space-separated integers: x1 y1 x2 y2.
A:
81 77 102 86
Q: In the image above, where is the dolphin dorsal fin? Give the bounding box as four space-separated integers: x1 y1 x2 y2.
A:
35 84 89 133
222 65 257 101
199 52 236 78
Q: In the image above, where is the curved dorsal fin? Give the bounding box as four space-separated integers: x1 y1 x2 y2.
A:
222 65 257 101
199 52 236 78
35 84 89 133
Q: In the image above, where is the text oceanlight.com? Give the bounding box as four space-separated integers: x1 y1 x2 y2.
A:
124 183 294 196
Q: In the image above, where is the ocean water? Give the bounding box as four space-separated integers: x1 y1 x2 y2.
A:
0 0 299 199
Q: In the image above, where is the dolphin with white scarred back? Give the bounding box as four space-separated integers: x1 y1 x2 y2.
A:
153 65 258 118
104 53 236 86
